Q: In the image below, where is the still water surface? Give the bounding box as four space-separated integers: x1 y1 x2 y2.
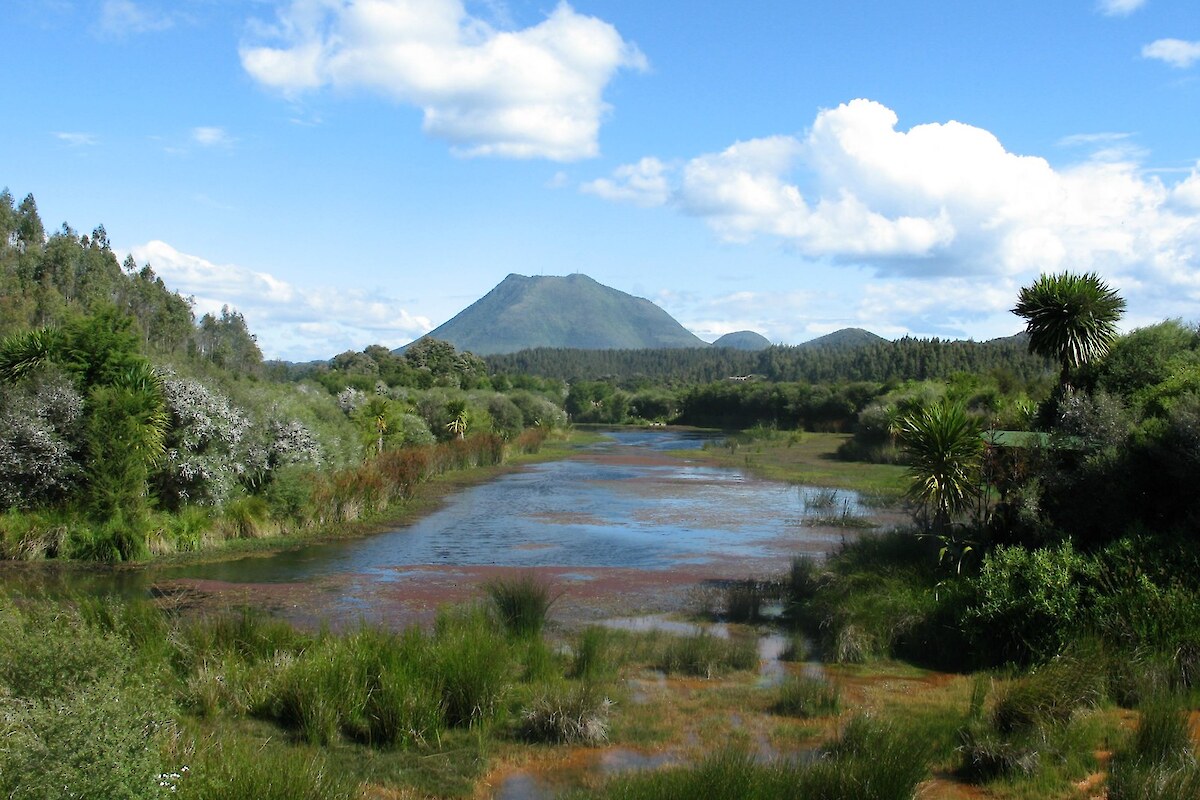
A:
152 429 865 586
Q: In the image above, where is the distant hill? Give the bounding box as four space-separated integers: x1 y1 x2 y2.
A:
712 330 771 351
797 328 887 350
404 273 708 356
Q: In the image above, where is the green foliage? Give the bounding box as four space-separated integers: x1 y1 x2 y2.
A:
1107 695 1200 800
432 605 513 728
654 631 758 678
172 734 357 800
1012 271 1126 387
485 572 559 638
897 400 985 533
578 716 932 800
966 543 1095 664
489 334 1052 387
773 675 840 718
0 600 169 800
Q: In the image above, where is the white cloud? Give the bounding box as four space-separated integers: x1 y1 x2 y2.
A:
53 131 97 147
191 126 234 147
127 240 433 360
1142 38 1200 68
1097 0 1146 16
587 98 1200 340
98 0 174 37
240 0 646 161
581 157 670 206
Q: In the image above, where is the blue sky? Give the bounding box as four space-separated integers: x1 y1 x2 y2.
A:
2 0 1199 361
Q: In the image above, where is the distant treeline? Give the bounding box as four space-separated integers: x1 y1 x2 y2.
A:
486 336 1053 386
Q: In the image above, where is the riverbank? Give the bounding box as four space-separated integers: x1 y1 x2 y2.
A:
667 429 908 499
0 429 605 570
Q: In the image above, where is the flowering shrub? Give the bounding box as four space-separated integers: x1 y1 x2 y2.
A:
155 377 250 508
0 371 83 509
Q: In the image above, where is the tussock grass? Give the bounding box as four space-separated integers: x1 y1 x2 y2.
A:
1108 694 1200 800
570 625 620 683
655 631 758 679
485 572 559 638
773 675 840 718
518 681 613 745
433 605 513 727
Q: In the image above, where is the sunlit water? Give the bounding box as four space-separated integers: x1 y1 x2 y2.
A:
149 429 867 586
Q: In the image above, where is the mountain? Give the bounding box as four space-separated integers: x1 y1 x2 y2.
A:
797 328 887 350
712 330 771 350
406 273 708 355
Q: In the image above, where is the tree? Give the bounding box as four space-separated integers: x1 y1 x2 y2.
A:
1012 272 1126 390
897 400 984 534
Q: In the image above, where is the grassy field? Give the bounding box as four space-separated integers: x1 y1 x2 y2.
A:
671 429 908 499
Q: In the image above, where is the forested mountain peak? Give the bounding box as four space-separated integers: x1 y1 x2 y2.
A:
403 273 708 355
797 328 887 350
712 331 772 350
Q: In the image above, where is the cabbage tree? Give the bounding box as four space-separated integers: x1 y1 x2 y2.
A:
898 401 984 534
1012 272 1126 390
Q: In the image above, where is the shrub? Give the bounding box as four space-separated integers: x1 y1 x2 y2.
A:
966 542 1095 664
0 600 169 800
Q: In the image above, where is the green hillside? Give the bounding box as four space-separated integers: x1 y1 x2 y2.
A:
712 330 772 350
405 273 708 355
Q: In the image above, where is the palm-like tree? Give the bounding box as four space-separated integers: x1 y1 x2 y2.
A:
1011 272 1126 390
898 401 984 534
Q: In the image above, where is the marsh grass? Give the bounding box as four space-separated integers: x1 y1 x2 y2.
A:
486 572 560 638
723 579 768 622
434 605 513 727
1107 694 1200 800
575 715 932 800
773 675 840 718
957 654 1107 786
172 733 357 800
655 631 758 679
518 681 613 745
570 625 619 682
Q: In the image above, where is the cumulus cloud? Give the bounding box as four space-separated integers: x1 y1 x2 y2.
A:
128 240 433 360
1097 0 1146 16
1142 38 1200 68
240 0 646 161
586 98 1200 340
98 0 174 37
581 157 671 206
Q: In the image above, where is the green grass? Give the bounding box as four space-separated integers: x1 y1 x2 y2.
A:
486 572 560 638
655 631 758 678
1107 694 1200 800
773 675 840 718
572 714 932 800
676 431 907 497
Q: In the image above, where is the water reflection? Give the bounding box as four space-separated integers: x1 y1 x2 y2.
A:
152 429 859 586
